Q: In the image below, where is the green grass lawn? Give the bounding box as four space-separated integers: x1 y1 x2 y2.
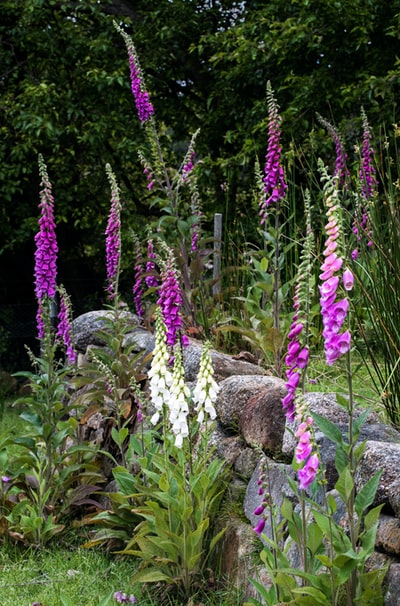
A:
0 543 139 606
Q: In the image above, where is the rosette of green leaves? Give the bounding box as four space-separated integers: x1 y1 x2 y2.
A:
115 425 230 601
5 353 102 546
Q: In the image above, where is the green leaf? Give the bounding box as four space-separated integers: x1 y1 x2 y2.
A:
311 411 343 444
335 444 348 474
354 471 382 517
353 408 370 435
113 466 137 495
98 591 114 606
364 503 384 530
111 426 128 448
131 568 174 584
307 521 323 556
291 584 330 604
335 466 354 502
208 526 226 553
336 393 350 410
312 509 332 537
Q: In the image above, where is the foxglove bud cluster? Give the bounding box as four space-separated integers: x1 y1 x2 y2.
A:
259 82 287 225
145 240 158 288
319 175 352 365
169 346 190 448
105 165 122 300
282 291 309 422
180 128 199 184
352 109 375 259
148 309 173 425
359 108 377 201
193 342 218 424
252 460 269 535
182 152 195 182
132 239 144 317
317 114 350 187
282 197 313 422
56 286 76 364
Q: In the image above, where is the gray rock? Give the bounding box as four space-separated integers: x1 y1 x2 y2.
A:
72 309 140 352
377 514 400 557
244 454 296 543
356 441 400 512
216 375 286 429
239 385 287 452
182 341 266 383
385 562 400 606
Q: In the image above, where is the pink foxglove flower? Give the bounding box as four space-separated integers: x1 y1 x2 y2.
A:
319 174 351 365
343 268 354 291
298 453 319 490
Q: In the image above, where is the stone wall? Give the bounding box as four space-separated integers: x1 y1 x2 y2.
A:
73 311 400 604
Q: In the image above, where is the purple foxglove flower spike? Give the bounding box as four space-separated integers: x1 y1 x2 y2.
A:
56 287 76 364
132 237 144 317
145 240 158 288
317 114 350 187
157 260 186 349
35 155 58 338
115 24 154 124
360 107 377 201
259 82 287 225
105 165 122 300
